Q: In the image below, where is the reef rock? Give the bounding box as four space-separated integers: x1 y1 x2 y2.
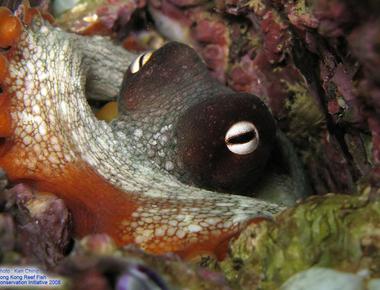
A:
221 189 380 290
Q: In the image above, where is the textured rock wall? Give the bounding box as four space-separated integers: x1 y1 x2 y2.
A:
142 0 378 196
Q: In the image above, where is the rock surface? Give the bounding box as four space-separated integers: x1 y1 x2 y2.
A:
221 189 380 290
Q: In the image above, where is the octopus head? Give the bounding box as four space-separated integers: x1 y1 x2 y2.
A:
176 93 276 193
118 42 276 193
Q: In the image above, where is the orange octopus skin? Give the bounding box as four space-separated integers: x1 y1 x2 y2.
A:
0 3 282 260
0 7 22 48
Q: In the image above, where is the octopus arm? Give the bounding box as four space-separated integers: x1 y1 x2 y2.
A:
0 3 283 260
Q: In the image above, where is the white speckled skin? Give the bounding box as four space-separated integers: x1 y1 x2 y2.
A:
0 7 283 257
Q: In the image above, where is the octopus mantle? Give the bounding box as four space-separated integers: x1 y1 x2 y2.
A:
0 4 282 259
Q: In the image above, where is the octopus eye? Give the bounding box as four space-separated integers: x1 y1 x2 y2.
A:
225 121 259 155
130 51 153 74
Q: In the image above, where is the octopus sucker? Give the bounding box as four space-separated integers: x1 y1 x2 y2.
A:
0 2 284 260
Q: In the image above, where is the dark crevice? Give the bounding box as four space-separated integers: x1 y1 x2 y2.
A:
290 29 354 163
0 47 11 53
113 8 156 41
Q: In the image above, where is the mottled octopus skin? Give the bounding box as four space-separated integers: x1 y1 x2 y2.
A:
0 4 282 259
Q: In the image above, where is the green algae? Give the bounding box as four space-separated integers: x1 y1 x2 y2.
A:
221 190 380 290
284 81 325 146
246 0 267 15
292 0 315 17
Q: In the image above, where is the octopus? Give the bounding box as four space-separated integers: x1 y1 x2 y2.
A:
0 2 290 260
